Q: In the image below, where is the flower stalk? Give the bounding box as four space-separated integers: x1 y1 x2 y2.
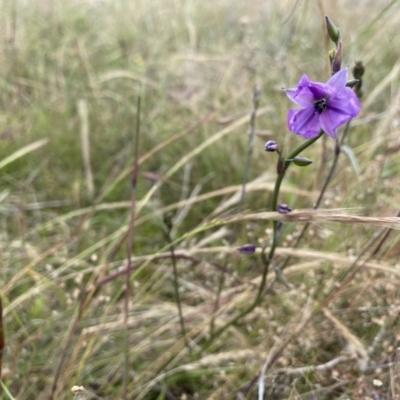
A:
267 131 323 263
207 16 362 351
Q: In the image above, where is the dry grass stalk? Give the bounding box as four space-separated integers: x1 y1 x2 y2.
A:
78 98 94 198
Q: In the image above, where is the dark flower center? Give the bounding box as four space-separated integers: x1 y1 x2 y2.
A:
313 98 327 114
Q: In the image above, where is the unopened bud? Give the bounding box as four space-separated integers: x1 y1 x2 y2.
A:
352 61 365 98
292 156 313 167
332 40 342 74
277 204 292 214
237 243 256 255
352 61 365 80
325 16 340 46
264 140 278 152
346 79 359 88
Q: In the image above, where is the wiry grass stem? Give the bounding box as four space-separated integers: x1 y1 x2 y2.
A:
163 215 191 354
238 84 261 214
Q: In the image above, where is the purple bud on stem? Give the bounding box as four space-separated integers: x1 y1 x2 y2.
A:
277 204 293 214
264 140 278 152
332 40 342 75
237 243 256 255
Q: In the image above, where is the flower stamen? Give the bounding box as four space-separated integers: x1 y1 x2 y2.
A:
313 98 327 114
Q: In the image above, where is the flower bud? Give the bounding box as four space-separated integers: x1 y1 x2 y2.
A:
277 204 292 214
264 140 278 152
325 16 340 46
346 79 359 88
237 243 256 255
352 61 364 98
332 40 342 75
292 156 313 167
352 61 365 80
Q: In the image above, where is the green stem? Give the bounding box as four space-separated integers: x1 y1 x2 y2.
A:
270 132 323 253
204 131 323 346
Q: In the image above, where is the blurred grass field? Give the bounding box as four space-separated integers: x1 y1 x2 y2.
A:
1 0 400 398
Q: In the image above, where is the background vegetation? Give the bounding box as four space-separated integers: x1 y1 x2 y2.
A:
1 0 400 398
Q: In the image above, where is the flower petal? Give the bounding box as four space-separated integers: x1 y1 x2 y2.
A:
319 111 341 139
328 88 361 118
307 81 331 100
285 69 361 141
288 108 321 138
285 74 314 107
326 68 348 89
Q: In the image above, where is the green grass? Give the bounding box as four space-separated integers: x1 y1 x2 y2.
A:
1 0 400 399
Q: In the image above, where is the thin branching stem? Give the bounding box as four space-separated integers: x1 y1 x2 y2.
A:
204 132 323 345
281 121 351 270
256 132 323 301
279 34 352 269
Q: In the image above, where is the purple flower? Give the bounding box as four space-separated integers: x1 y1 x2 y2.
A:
285 69 361 139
